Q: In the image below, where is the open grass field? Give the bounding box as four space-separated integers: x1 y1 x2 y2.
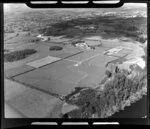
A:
5 35 38 44
4 32 39 50
69 55 118 87
12 59 86 95
5 36 135 98
22 42 83 58
4 40 83 71
4 33 18 42
84 55 118 67
5 78 63 118
10 44 124 96
26 56 61 68
66 48 105 62
5 65 34 78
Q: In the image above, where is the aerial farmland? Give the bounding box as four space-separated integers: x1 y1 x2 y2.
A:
4 3 147 118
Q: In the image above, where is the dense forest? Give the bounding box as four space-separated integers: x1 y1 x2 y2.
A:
42 16 147 43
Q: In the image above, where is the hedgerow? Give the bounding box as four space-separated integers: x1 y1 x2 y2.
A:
4 49 37 62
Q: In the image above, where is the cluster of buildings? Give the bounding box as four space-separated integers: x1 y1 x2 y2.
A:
36 34 50 41
73 36 102 50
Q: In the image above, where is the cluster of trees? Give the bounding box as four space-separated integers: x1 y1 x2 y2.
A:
64 68 146 118
49 46 63 51
96 71 146 117
4 49 37 62
135 36 147 43
28 38 40 43
115 23 139 32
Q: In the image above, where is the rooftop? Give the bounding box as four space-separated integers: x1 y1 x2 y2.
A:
84 36 102 41
85 40 102 46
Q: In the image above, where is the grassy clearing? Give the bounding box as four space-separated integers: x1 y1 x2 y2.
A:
4 49 37 62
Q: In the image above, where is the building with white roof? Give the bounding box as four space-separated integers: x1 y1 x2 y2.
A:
36 34 50 41
74 36 102 50
84 36 102 48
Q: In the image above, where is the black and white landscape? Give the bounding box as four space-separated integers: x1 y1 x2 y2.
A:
4 3 147 118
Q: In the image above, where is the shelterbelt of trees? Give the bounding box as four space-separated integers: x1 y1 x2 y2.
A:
63 60 147 118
